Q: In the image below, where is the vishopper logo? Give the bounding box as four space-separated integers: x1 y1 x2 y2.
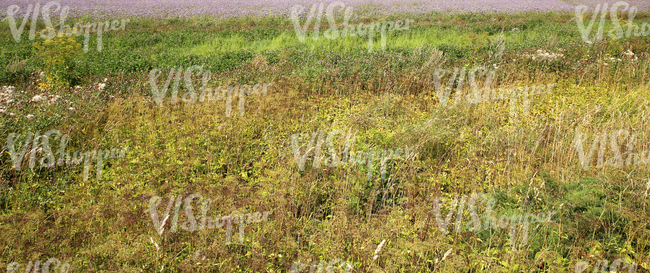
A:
431 65 555 117
4 129 129 181
290 129 415 181
7 257 70 273
430 193 557 249
289 1 413 53
572 129 650 170
575 258 637 273
432 65 497 108
148 193 272 245
4 1 130 52
148 65 272 117
575 1 650 43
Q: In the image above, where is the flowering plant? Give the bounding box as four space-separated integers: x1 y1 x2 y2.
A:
33 29 81 88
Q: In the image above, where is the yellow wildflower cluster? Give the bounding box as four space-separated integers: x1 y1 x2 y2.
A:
33 29 81 89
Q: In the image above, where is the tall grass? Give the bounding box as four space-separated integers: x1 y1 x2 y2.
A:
1 10 650 272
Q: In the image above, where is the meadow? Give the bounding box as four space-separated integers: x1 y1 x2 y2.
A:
1 0 650 272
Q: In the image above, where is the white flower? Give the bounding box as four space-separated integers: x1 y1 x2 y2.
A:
531 49 564 61
68 107 75 111
98 83 106 91
49 96 60 104
31 95 46 102
26 114 35 119
48 95 62 104
623 49 635 57
103 78 107 82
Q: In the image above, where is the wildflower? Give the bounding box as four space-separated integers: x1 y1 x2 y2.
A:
49 95 62 104
26 114 35 119
0 86 15 105
98 83 106 91
524 49 564 61
31 95 46 102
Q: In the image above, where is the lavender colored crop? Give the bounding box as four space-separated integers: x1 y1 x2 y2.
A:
1 0 649 19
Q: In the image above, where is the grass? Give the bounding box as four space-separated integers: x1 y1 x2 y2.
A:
1 9 650 272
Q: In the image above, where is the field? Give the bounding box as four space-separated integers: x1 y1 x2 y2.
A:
2 0 650 272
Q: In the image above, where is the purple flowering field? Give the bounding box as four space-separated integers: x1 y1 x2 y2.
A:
2 0 649 19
